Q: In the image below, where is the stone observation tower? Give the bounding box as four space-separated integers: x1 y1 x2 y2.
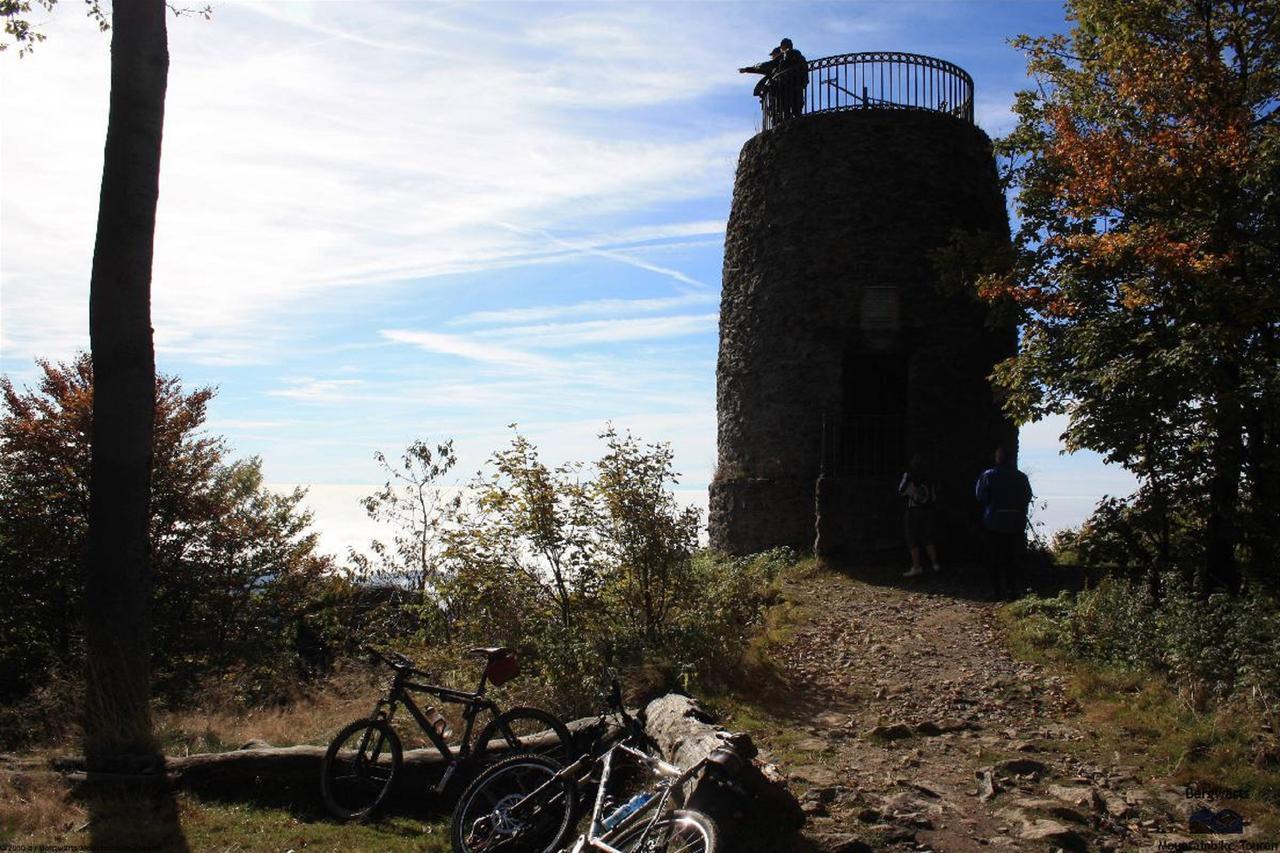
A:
710 52 1016 558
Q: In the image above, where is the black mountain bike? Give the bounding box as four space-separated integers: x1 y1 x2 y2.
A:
321 646 574 821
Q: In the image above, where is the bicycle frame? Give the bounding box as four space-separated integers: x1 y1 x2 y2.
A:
570 741 701 853
473 733 705 852
376 664 501 793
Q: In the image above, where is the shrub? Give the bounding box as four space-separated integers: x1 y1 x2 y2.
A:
1012 575 1280 707
0 356 339 716
356 428 790 716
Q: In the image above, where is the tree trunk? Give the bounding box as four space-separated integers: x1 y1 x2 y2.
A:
1244 325 1279 586
85 0 169 766
1204 380 1243 596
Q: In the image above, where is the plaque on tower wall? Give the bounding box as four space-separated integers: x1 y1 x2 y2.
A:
860 286 900 332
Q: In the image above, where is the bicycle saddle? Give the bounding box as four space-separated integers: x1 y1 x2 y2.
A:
467 646 512 659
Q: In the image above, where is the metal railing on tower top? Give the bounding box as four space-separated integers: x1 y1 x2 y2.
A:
758 52 975 130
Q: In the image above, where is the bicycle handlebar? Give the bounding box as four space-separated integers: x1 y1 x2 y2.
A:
362 645 418 673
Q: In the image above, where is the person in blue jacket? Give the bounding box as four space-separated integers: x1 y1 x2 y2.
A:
975 445 1033 600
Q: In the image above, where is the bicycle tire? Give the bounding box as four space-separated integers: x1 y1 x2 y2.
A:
612 808 719 853
473 706 575 766
321 717 403 821
450 751 576 853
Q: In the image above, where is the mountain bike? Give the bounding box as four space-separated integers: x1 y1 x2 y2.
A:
449 673 732 852
321 645 574 821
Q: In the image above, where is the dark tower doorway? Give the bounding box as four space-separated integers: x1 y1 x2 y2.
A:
840 348 907 479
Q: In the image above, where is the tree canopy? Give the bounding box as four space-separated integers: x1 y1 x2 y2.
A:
0 356 339 721
984 0 1280 591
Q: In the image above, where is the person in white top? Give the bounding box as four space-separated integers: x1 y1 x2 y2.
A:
899 452 941 578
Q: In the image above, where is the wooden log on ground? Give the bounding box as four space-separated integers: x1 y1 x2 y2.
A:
50 714 607 812
642 694 804 852
39 695 805 843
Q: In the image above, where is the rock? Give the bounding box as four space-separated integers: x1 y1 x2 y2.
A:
1013 798 1090 824
938 717 975 732
789 764 841 787
816 836 873 853
759 762 786 785
1046 784 1094 807
866 723 913 741
907 780 944 799
976 767 1000 802
856 807 882 823
794 736 831 753
1018 819 1088 850
237 739 271 751
802 786 840 805
997 757 1049 779
802 799 828 816
914 720 943 736
813 711 848 729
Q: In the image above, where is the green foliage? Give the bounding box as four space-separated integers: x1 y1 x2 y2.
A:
348 440 458 642
445 428 600 637
975 0 1280 591
0 356 339 724
1008 576 1280 706
0 1 109 56
1006 589 1280 821
358 427 790 715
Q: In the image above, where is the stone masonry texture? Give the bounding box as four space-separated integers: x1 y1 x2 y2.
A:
710 108 1016 558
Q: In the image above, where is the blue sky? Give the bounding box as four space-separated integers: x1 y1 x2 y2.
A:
0 0 1136 556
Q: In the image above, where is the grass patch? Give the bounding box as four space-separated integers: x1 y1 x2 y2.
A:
1002 596 1280 836
696 557 837 774
0 772 452 851
180 799 452 852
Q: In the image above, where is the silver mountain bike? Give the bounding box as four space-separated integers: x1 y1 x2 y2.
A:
450 675 734 852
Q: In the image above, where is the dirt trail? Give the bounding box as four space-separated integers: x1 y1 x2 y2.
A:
742 565 1237 852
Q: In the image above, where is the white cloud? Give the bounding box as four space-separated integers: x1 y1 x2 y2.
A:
270 377 366 402
451 291 718 326
492 314 717 348
1 3 748 367
379 329 557 372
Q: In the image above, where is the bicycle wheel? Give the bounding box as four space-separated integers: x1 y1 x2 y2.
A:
474 706 575 766
450 752 576 853
612 809 719 853
321 717 403 821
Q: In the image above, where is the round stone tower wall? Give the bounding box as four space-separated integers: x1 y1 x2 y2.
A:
710 109 1016 558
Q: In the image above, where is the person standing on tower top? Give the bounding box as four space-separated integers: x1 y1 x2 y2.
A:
777 38 808 121
739 46 784 124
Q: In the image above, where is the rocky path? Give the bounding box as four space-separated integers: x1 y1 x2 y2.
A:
742 565 1224 852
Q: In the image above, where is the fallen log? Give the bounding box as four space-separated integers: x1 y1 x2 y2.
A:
641 694 805 852
40 694 804 846
52 714 608 812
